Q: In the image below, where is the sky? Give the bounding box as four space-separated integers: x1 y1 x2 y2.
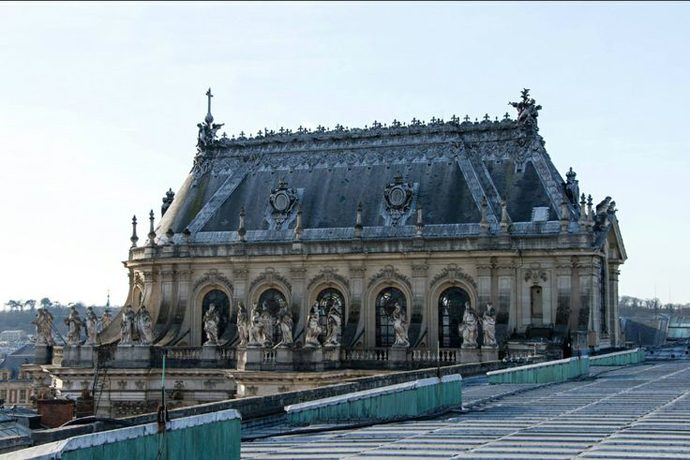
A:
0 2 688 307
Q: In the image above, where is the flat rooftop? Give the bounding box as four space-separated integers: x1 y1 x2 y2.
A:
242 360 690 459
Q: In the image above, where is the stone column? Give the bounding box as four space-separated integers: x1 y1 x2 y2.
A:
349 265 366 347
411 263 428 348
608 265 621 347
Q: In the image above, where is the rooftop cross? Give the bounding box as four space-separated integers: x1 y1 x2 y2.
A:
205 88 214 124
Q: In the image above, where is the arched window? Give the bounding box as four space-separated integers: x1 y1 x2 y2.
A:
438 287 470 348
375 287 406 347
202 289 229 344
257 288 287 345
530 285 543 323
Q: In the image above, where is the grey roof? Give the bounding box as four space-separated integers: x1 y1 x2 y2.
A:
0 344 34 379
157 116 573 244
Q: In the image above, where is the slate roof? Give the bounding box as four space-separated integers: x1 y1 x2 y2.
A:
0 344 34 380
157 112 576 245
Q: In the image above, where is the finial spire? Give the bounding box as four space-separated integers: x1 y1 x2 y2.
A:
130 215 139 248
205 88 214 124
147 209 156 246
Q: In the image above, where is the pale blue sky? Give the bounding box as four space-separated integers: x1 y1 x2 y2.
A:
0 2 688 306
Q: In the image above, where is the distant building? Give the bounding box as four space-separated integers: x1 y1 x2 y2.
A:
0 331 27 344
0 345 34 407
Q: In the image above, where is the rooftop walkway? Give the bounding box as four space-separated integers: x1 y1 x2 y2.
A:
242 361 690 459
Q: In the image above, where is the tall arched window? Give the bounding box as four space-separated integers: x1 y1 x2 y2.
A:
438 287 470 348
375 287 406 347
257 288 287 345
202 289 229 344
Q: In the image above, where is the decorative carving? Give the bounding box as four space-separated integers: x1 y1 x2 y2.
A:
135 305 154 345
248 268 292 296
459 302 479 348
383 174 414 225
564 168 580 208
509 88 542 128
275 300 294 347
430 264 477 291
391 304 409 348
524 269 548 283
368 265 411 290
64 305 83 346
203 303 220 346
307 268 350 292
304 304 322 348
236 302 249 348
33 308 54 346
411 263 429 277
247 303 265 347
195 88 224 154
161 188 175 217
482 303 497 347
324 304 342 346
120 304 135 346
85 307 98 345
193 270 234 296
268 179 298 229
100 308 112 332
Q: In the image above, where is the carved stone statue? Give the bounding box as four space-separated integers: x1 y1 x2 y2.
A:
85 306 98 345
203 303 220 346
248 303 265 347
304 303 322 348
236 302 249 347
136 305 154 345
275 301 294 347
120 304 135 346
33 308 54 346
509 88 542 127
391 303 410 348
64 306 83 346
459 302 478 348
564 168 580 208
100 308 112 332
260 303 275 347
324 305 342 346
482 303 497 347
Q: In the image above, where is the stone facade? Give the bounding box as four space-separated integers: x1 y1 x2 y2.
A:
38 90 627 415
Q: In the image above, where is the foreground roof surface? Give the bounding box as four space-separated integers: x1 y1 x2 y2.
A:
242 360 690 459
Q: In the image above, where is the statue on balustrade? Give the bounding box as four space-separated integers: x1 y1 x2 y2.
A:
85 306 98 345
260 303 275 347
248 303 265 347
482 303 497 347
100 308 112 332
275 300 294 347
203 302 220 346
324 305 342 346
136 305 154 345
236 302 249 347
33 308 54 346
64 305 83 346
459 302 478 348
304 303 322 348
391 303 410 348
120 304 135 345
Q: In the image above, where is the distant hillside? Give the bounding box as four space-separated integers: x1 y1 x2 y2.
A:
0 305 120 340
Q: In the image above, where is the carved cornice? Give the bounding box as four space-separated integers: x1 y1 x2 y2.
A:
307 267 350 292
367 265 411 290
429 264 477 290
248 268 292 295
192 269 234 295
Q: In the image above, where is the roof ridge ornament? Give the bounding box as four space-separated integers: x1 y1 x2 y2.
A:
509 88 542 129
195 87 225 155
